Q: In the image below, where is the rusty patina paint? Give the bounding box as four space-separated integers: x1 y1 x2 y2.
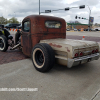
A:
49 43 62 48
21 15 66 56
65 47 70 52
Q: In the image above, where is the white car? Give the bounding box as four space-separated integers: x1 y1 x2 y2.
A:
66 28 70 31
74 28 77 31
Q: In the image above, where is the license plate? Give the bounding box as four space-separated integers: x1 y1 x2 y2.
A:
81 60 87 64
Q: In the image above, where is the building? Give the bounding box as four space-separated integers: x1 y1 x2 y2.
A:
66 23 88 30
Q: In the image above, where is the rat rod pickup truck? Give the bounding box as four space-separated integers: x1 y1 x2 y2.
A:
0 15 99 72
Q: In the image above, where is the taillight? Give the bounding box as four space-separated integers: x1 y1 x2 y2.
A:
95 49 98 53
92 50 95 54
79 52 83 56
74 53 78 58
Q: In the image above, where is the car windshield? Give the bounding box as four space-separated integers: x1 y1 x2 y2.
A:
5 23 10 26
19 24 22 27
45 21 61 28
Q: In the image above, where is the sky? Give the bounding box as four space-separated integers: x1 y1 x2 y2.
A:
0 0 100 24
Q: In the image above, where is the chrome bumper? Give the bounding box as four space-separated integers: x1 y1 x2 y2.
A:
67 53 100 68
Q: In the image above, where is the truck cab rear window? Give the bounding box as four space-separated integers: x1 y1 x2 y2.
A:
45 21 61 28
23 21 30 32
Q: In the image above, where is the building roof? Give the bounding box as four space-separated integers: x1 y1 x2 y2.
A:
67 23 88 26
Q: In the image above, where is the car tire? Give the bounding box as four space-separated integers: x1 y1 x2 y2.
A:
32 43 55 72
0 35 8 52
15 31 21 45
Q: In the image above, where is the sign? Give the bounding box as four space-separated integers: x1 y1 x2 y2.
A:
90 17 94 25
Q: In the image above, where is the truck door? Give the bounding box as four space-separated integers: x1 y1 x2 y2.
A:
21 19 32 57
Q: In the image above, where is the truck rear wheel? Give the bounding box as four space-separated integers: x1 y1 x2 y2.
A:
32 43 55 72
0 35 8 52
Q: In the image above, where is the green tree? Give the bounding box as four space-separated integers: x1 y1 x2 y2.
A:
0 16 7 24
8 17 19 24
0 16 19 24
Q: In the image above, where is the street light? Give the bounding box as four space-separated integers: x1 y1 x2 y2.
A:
41 5 85 14
87 5 91 31
75 5 91 31
38 0 85 15
39 0 40 15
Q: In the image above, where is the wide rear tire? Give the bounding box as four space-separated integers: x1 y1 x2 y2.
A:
0 35 8 52
32 43 55 72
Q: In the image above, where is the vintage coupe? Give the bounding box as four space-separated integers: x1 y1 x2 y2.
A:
0 15 99 72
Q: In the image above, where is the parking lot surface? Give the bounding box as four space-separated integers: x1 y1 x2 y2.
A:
0 58 100 100
67 31 100 37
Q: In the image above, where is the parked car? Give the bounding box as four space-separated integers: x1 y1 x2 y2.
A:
95 29 99 31
84 28 95 31
84 29 88 31
66 28 70 31
74 28 77 31
17 24 22 29
91 29 96 31
5 23 21 29
84 29 86 31
78 29 80 31
0 24 4 29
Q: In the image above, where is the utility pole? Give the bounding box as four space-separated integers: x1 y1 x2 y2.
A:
39 0 40 15
87 5 91 31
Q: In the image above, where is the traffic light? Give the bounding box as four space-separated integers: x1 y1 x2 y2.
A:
75 16 87 20
82 17 86 19
75 16 77 19
79 5 85 9
65 7 70 11
45 10 51 13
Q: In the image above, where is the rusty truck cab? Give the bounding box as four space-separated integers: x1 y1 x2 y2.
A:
21 15 66 56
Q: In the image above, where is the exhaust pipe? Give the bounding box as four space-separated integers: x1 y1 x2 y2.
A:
10 43 21 50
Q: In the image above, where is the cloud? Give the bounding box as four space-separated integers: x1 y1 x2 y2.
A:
0 0 100 24
62 0 80 4
71 0 100 6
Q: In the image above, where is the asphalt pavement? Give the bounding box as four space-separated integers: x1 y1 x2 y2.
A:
0 59 100 100
67 31 100 37
0 31 100 100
